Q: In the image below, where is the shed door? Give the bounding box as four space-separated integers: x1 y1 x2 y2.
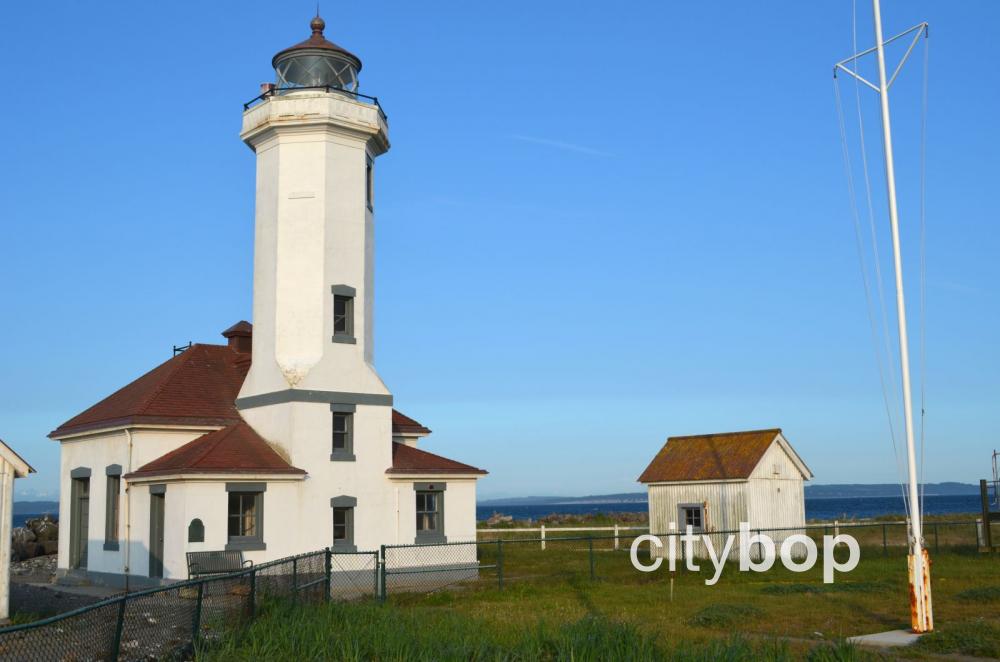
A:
149 493 165 578
70 477 90 569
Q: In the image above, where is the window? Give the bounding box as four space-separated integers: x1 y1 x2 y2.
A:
415 482 446 543
332 413 351 451
331 285 356 344
679 504 704 532
334 296 353 335
330 496 357 551
104 468 121 551
226 484 266 551
188 518 205 543
366 156 374 211
333 508 352 543
330 404 356 460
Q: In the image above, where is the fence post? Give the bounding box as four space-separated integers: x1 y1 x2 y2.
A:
588 536 595 581
834 520 839 538
497 539 504 590
379 545 387 603
934 523 939 553
292 557 298 605
192 581 204 646
541 525 546 551
614 524 619 551
109 595 126 660
249 568 257 620
324 548 332 603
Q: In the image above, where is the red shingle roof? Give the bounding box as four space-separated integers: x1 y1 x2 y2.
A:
388 443 487 475
52 323 467 477
50 343 249 438
125 422 305 479
637 429 782 483
392 410 431 435
50 327 429 439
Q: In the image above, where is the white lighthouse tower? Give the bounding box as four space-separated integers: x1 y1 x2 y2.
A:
236 16 399 553
239 15 390 400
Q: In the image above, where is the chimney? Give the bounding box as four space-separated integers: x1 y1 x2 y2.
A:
221 321 253 354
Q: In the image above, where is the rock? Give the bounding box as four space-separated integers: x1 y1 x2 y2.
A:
10 527 38 562
10 553 57 578
485 512 513 526
10 517 58 560
11 527 36 546
26 515 58 543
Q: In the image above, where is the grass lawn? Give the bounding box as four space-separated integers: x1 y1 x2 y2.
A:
199 539 1000 660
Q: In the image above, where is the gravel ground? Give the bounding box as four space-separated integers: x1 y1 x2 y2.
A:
8 555 116 620
9 582 108 620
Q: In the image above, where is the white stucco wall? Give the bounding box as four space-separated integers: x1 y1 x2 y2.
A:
56 427 217 577
239 91 389 396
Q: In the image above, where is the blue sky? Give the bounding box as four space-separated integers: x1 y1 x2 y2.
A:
1 1 997 500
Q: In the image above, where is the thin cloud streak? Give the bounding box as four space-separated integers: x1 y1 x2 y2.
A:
510 134 614 157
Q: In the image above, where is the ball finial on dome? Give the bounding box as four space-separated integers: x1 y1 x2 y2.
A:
310 15 325 34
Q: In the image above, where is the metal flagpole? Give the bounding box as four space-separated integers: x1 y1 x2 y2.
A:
833 1 933 634
870 0 932 633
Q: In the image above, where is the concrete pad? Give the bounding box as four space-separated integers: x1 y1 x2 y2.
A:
848 629 923 648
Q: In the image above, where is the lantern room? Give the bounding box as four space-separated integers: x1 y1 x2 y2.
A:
271 16 362 91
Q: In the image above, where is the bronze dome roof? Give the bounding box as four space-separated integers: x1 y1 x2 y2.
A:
271 15 362 72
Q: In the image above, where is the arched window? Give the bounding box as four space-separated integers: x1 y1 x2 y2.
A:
188 518 205 543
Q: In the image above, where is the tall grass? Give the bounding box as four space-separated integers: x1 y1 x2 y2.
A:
198 599 879 661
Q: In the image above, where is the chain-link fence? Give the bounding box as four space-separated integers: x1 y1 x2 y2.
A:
0 548 378 661
0 520 983 659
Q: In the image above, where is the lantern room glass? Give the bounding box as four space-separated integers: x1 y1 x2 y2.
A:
275 53 358 91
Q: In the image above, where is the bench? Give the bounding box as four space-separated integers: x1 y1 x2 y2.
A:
187 550 253 579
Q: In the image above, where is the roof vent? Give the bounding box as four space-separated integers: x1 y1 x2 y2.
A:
221 321 253 354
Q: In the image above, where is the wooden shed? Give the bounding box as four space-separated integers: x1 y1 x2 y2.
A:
638 429 812 558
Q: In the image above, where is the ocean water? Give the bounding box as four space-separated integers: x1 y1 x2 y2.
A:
12 496 982 529
476 494 982 523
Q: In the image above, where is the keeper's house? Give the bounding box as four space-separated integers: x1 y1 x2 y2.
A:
638 429 812 557
48 16 487 587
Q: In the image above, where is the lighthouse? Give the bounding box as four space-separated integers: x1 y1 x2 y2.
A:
50 16 484 582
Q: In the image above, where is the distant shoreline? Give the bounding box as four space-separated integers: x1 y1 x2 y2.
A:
477 493 982 523
478 493 981 507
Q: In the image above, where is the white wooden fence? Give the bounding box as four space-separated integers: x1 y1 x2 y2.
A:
477 525 649 550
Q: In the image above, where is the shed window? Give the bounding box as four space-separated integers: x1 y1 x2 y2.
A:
679 504 704 532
